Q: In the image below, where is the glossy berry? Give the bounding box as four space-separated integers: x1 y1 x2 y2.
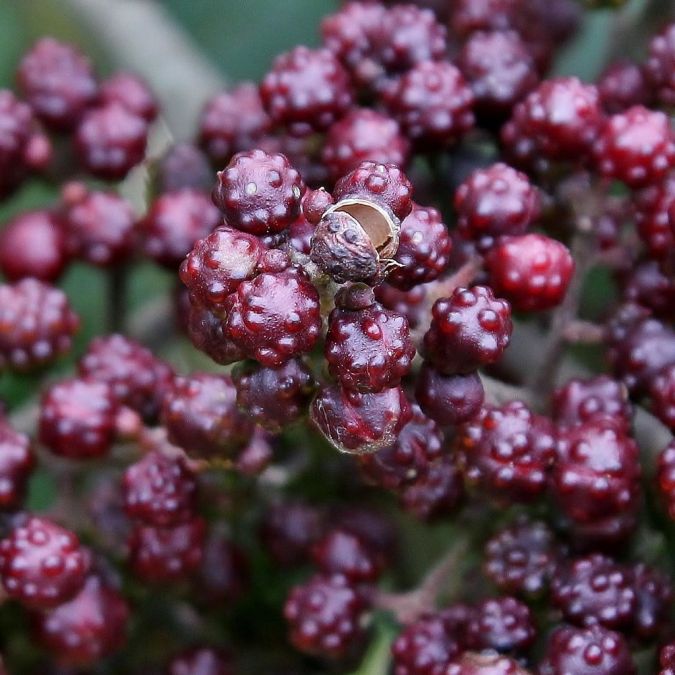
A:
454 163 540 250
99 71 157 121
551 554 635 630
387 204 452 290
260 46 354 137
154 142 212 194
325 285 415 393
0 279 79 372
187 303 246 365
593 106 675 189
283 573 369 659
128 516 206 583
0 516 90 609
465 597 535 654
78 334 174 420
212 149 304 235
39 377 119 459
445 652 529 675
423 286 512 375
657 441 675 520
485 234 574 312
484 518 559 597
312 529 383 583
415 364 485 427
646 22 675 107
322 108 409 181
167 648 233 675
32 574 129 666
60 183 136 267
16 37 98 130
75 103 148 180
630 562 673 640
538 624 635 675
0 417 34 509
597 61 651 114
376 283 427 330
457 401 556 503
225 268 321 366
162 373 253 460
232 358 315 432
302 187 333 225
0 209 68 282
140 189 221 269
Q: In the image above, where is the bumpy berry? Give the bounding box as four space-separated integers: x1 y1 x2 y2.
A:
75 103 148 180
593 106 675 189
128 516 205 583
167 648 233 675
140 189 221 269
415 364 485 427
486 234 574 312
484 518 559 597
445 651 529 674
187 303 246 365
311 383 411 455
0 516 90 609
212 149 304 235
0 417 34 509
17 38 98 130
0 209 67 282
260 46 353 137
646 22 675 108
455 163 540 250
0 279 79 372
99 72 157 121
630 562 673 640
538 624 635 675
597 61 652 114
465 597 535 653
322 108 409 181
457 31 538 123
225 268 321 366
232 358 315 432
633 175 675 260
657 441 675 520
376 283 427 330
623 260 675 318
423 286 512 375
650 364 675 429
284 573 369 659
457 401 556 503
162 373 253 459
32 574 129 666
312 529 383 583
154 142 212 194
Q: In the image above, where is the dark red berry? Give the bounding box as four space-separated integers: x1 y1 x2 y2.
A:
0 209 67 282
311 383 411 455
623 260 675 318
284 573 369 659
661 643 675 674
17 38 98 130
633 174 675 260
650 363 675 430
302 187 333 225
153 142 212 194
197 529 249 604
331 505 398 563
232 358 315 432
465 597 535 654
260 46 354 137
0 516 90 609
645 22 675 108
597 61 652 114
140 189 221 269
630 562 673 640
167 647 233 675
657 441 675 519
32 574 128 667
287 213 315 254
233 428 274 476
375 283 428 330
162 373 252 459
449 0 521 38
0 417 34 509
423 286 513 375
128 516 205 583
186 303 246 365
312 528 383 583
445 651 529 674
99 72 157 121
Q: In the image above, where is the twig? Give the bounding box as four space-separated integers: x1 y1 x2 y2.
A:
562 319 605 344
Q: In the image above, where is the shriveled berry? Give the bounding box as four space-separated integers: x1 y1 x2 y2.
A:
167 647 233 675
186 303 246 365
312 529 383 583
645 23 675 108
153 142 212 194
0 417 34 509
423 286 512 375
465 597 535 654
630 562 673 640
0 516 90 609
99 72 157 121
597 61 652 114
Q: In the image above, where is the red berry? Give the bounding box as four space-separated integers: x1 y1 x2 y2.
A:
287 213 316 254
302 187 333 225
0 516 90 609
623 259 675 318
0 417 34 509
630 562 673 641
445 651 529 674
154 142 212 194
423 286 513 375
312 528 383 583
167 647 233 675
597 61 652 114
197 530 249 604
465 597 535 654
260 46 354 137
0 209 67 282
99 72 157 121
186 303 246 365
375 283 428 330
661 643 675 674
633 174 675 260
645 22 675 108
657 441 675 520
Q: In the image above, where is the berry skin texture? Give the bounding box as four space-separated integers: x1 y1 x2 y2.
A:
325 286 415 393
212 149 304 235
16 37 98 130
630 562 673 641
633 175 675 260
322 108 410 181
0 209 68 282
485 234 574 312
388 203 452 290
225 268 321 367
0 516 90 609
162 373 253 460
128 516 206 583
0 279 79 372
167 648 233 675
415 364 485 427
593 106 675 189
122 449 197 527
423 286 513 375
657 441 675 520
538 624 636 675
283 573 369 659
465 597 535 654
140 188 221 269
75 103 149 180
381 61 475 149
260 46 354 137
187 303 246 365
31 574 129 667
39 378 119 460
376 283 427 330
623 259 675 318
311 383 412 455
551 554 635 630
650 363 675 430
456 400 556 503
312 528 383 583
597 61 652 114
99 72 157 121
454 163 540 250
646 23 675 108
0 417 34 509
